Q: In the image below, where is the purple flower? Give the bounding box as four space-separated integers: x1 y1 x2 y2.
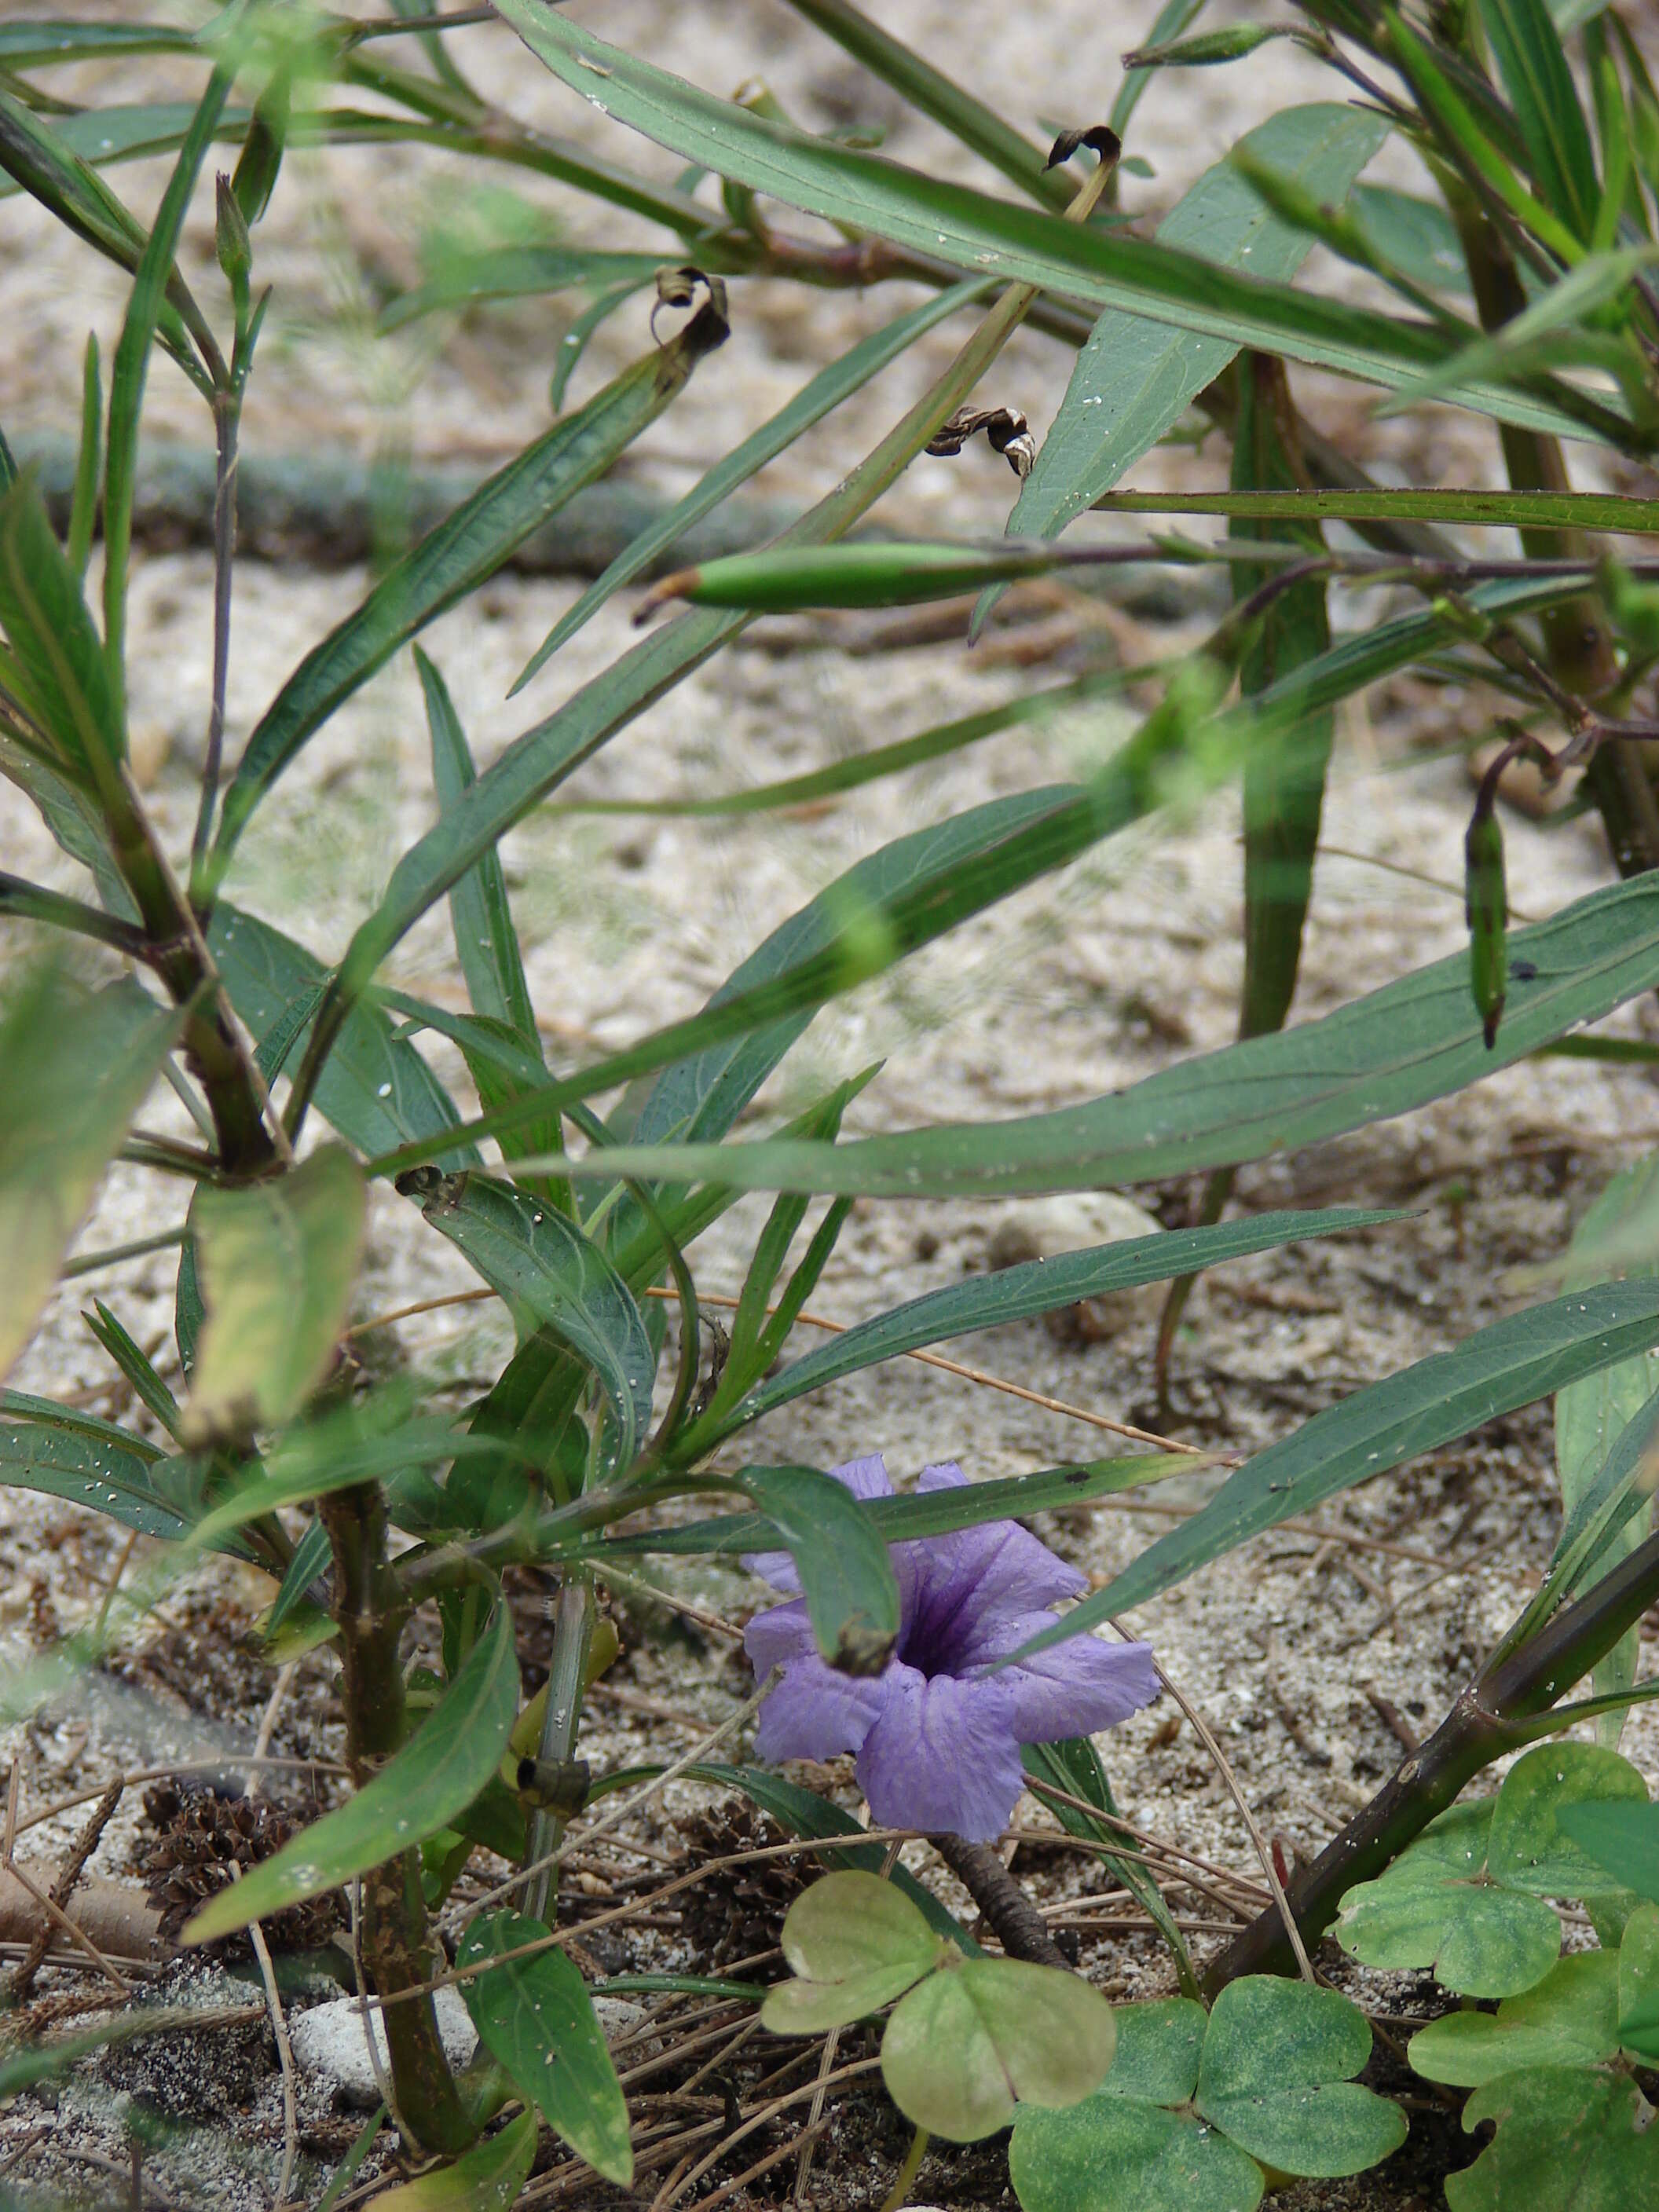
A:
743 1455 1159 1841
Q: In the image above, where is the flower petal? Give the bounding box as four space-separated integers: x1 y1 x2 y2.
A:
748 1595 888 1761
899 1468 1086 1671
997 1629 1162 1743
742 1452 893 1591
854 1664 1026 1840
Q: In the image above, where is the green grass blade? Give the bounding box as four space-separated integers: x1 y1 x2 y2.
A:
65 332 101 583
492 4 1611 440
0 22 197 66
514 280 983 686
742 1463 901 1670
101 67 230 718
1016 1280 1659 1659
1092 486 1659 531
211 296 729 871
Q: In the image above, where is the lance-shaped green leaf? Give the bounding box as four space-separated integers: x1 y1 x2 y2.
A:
493 5 1613 441
715 1207 1397 1440
1091 485 1659 531
211 286 729 869
516 280 983 683
0 23 199 66
740 1464 900 1673
1021 1284 1659 1660
562 867 1659 1201
209 903 475 1167
1562 1798 1659 1905
0 473 123 784
373 2110 537 2212
181 1145 367 1444
395 1168 655 1475
457 1910 632 2184
987 105 1388 610
0 970 177 1383
183 1602 517 1942
379 246 668 331
1555 1159 1659 1746
1479 0 1600 242
0 1422 195 1545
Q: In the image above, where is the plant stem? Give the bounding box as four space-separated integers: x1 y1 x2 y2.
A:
320 1483 477 2155
930 1833 1071 1968
520 1573 594 1922
1207 1522 1659 1988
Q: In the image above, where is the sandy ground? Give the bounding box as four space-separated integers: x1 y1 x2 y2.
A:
4 3 1659 2208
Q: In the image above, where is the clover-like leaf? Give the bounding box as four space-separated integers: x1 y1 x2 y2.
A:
1012 2093 1264 2212
1335 1799 1562 1997
760 1870 945 2034
1618 1903 1659 2059
1099 1998 1207 2105
1486 1744 1649 1899
881 1957 1117 2142
1446 2066 1659 2212
1408 1952 1621 2087
1194 1978 1406 2179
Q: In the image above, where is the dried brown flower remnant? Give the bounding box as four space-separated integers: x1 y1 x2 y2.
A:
676 1801 809 1974
136 1779 343 1953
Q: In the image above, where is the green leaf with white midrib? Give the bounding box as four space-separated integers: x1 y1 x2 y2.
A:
458 1911 632 2184
211 306 727 870
397 1170 655 1477
1017 1280 1659 1661
994 105 1392 574
712 1207 1398 1440
554 863 1659 1201
0 1423 195 1546
181 1603 518 1942
491 3 1618 440
1479 0 1601 242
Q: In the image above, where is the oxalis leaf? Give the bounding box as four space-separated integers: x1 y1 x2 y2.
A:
1446 2065 1659 2212
881 1955 1117 2142
457 1910 632 2185
182 1144 367 1445
1010 1980 1403 2211
372 2110 537 2211
181 1604 517 1942
1408 1951 1621 2086
760 1870 946 2034
1335 1744 1649 1996
0 969 177 1386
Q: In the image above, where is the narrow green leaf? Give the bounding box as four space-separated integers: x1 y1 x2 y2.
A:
740 1463 900 1672
372 2110 537 2212
1092 486 1659 532
209 903 476 1167
102 67 230 712
379 247 664 331
0 23 199 66
494 7 1613 440
394 1167 655 1476
515 281 982 683
0 1422 194 1545
1479 0 1600 241
66 333 101 583
83 1299 180 1434
183 1144 367 1443
1024 1279 1659 1658
564 866 1659 1201
1111 0 1210 138
0 472 123 782
211 298 729 868
182 1602 518 1941
0 969 177 1383
720 1207 1397 1440
991 105 1389 588
457 1910 632 2184
1555 1159 1659 1745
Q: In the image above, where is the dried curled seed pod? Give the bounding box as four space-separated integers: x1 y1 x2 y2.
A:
650 264 731 351
136 1779 343 1954
925 405 1036 479
1044 124 1122 171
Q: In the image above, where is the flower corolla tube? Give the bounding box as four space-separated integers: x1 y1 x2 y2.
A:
743 1455 1159 1840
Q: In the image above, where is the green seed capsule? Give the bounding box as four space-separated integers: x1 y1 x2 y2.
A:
1465 805 1508 1050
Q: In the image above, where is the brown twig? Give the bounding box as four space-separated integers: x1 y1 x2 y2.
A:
7 1779 129 1999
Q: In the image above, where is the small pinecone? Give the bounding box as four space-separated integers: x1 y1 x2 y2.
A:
676 1801 809 1975
136 1779 344 1955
